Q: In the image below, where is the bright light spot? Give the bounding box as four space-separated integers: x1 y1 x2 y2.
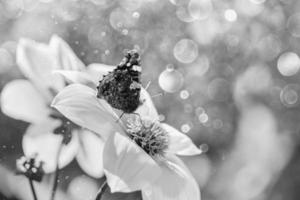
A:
287 13 300 38
235 0 264 17
104 50 110 55
158 114 165 121
180 90 190 99
181 124 191 133
67 176 98 200
199 113 209 123
277 52 300 76
173 39 198 63
188 0 213 20
199 143 209 153
213 119 223 129
280 84 300 107
56 5 81 22
249 0 266 4
169 0 184 5
158 65 184 93
257 35 281 61
188 17 220 45
143 187 152 197
109 8 125 30
176 6 195 23
88 25 110 48
132 12 140 18
224 9 237 22
121 29 129 35
109 8 138 31
188 55 210 77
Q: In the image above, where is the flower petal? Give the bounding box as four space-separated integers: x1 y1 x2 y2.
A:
86 63 115 84
53 70 96 88
0 80 50 123
142 155 201 200
50 35 85 71
51 84 123 139
76 129 105 178
103 132 162 193
22 119 79 173
162 123 202 156
135 88 159 120
17 38 63 96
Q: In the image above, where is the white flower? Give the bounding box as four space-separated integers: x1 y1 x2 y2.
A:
51 83 202 200
0 35 107 177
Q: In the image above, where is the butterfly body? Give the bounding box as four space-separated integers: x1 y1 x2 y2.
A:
97 50 142 113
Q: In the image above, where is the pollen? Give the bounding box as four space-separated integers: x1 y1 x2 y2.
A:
127 117 169 157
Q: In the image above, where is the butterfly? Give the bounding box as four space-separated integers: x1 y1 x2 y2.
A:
96 49 142 113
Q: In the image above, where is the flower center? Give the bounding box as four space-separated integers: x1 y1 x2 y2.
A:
127 117 169 157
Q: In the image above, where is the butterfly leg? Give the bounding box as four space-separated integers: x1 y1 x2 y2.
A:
115 112 125 123
151 92 165 98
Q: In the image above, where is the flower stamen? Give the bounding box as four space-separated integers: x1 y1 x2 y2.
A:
127 117 169 157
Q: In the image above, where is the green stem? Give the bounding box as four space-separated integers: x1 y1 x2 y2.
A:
50 166 59 200
28 179 38 200
50 142 63 200
95 181 108 200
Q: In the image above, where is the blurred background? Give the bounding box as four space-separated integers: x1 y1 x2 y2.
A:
0 0 300 199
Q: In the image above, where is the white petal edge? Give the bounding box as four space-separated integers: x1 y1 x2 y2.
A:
51 83 124 139
22 119 79 173
17 38 63 96
86 63 115 84
50 35 85 71
53 70 96 88
162 123 202 156
0 80 50 123
135 88 159 120
103 132 162 193
76 129 105 178
142 154 201 200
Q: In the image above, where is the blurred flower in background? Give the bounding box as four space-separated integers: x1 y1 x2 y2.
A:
0 0 300 199
0 35 106 178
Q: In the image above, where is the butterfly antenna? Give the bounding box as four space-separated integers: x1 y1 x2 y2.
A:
151 92 165 98
145 81 151 90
